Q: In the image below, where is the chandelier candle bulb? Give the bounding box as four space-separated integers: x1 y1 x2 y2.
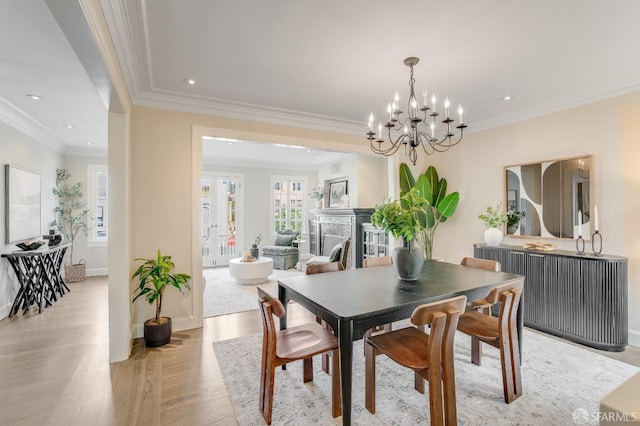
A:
423 88 428 107
578 210 582 237
458 105 464 124
378 122 382 139
431 94 437 113
444 97 450 117
430 122 435 137
594 206 599 232
387 103 392 122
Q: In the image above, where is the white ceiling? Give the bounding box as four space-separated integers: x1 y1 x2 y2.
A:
2 1 640 165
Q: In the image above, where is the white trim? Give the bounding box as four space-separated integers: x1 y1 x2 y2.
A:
87 164 109 243
628 329 640 349
269 175 309 234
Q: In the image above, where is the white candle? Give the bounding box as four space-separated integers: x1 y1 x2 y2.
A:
430 121 435 138
458 104 464 124
431 94 437 113
378 122 382 139
368 113 374 131
387 103 392 122
422 88 428 107
594 206 599 232
444 97 450 118
394 92 400 109
578 210 582 237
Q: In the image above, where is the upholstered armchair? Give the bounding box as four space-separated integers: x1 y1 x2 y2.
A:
306 235 351 270
262 229 300 270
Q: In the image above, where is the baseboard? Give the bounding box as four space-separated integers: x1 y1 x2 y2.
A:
86 268 108 277
628 329 640 348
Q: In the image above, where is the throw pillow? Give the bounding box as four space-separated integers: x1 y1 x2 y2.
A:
275 234 296 247
328 244 342 262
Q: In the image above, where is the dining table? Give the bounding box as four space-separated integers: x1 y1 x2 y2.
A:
278 259 525 425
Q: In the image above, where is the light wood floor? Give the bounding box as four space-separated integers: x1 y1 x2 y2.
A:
0 276 638 425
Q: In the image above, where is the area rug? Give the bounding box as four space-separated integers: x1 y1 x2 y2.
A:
213 329 638 425
203 267 303 318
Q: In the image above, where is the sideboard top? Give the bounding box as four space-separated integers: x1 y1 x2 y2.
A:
474 243 628 262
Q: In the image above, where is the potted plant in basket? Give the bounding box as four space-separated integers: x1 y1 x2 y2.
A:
131 249 191 347
479 203 508 246
51 168 90 282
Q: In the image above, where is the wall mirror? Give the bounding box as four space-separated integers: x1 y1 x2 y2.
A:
505 155 592 239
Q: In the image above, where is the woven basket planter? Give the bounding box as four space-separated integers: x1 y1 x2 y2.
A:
65 259 86 283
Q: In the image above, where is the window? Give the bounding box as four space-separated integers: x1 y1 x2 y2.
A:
270 175 307 233
87 164 108 244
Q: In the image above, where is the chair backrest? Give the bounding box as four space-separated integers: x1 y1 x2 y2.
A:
305 262 344 275
460 256 501 272
274 229 300 247
257 287 286 357
321 234 346 256
363 256 393 268
340 237 351 269
410 295 467 367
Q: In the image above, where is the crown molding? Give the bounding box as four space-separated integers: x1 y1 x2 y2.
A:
0 97 65 152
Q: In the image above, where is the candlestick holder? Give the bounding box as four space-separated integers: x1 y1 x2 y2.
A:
591 231 603 256
575 236 585 255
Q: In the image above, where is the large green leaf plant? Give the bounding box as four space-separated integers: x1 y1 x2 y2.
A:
132 249 191 323
398 163 460 259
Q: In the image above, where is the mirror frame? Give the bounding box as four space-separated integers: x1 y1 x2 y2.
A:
504 155 594 240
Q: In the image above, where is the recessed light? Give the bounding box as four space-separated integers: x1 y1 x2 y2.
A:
64 124 75 129
183 78 196 85
86 142 92 145
26 94 44 101
501 96 513 101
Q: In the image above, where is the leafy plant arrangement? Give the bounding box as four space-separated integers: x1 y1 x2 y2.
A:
479 203 508 228
309 186 325 200
51 168 90 267
254 234 263 246
398 163 460 260
507 210 526 227
371 187 428 243
132 249 191 324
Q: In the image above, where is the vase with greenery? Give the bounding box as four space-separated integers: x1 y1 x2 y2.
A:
479 203 508 246
371 188 428 280
51 168 90 282
506 210 526 234
131 249 191 347
309 185 325 208
398 163 460 260
251 233 263 258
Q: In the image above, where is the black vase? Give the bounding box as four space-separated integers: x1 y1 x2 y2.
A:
144 317 172 347
391 239 425 281
250 244 259 259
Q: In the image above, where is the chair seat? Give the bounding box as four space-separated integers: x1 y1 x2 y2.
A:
263 246 299 255
366 327 432 370
276 323 338 360
457 310 500 342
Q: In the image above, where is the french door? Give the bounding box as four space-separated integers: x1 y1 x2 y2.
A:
202 172 244 267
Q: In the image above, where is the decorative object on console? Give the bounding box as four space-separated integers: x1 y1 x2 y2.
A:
43 229 63 247
478 203 508 247
50 168 90 282
591 206 603 255
523 240 556 251
131 249 191 347
16 240 45 251
397 163 460 260
366 57 467 165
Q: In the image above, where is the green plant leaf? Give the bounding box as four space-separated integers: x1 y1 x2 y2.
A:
423 166 439 203
437 192 460 218
399 163 415 195
415 174 433 204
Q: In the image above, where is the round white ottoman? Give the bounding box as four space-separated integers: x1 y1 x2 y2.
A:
229 257 273 284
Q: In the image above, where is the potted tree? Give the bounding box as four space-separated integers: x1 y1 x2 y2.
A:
131 249 191 347
51 168 90 282
398 163 460 260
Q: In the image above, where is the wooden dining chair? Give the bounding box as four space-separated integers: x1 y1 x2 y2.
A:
460 256 501 272
456 281 524 403
257 287 341 424
362 256 394 338
305 261 344 374
364 295 467 426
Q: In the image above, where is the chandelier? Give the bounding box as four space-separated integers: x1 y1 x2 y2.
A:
366 57 467 165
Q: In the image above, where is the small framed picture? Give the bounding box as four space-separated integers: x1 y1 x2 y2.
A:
329 180 348 207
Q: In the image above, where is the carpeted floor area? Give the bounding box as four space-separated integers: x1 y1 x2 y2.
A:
203 267 303 317
213 328 638 425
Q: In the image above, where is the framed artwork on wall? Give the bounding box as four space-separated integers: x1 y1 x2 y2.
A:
329 180 348 207
5 164 41 243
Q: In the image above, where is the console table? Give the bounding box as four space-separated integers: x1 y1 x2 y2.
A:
474 243 628 351
1 243 70 316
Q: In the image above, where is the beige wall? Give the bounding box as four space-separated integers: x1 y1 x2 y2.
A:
430 92 640 346
129 106 369 334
